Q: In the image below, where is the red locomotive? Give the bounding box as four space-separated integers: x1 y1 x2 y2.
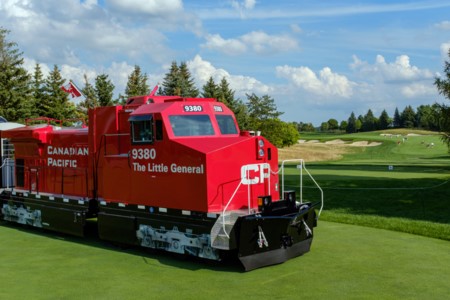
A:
0 89 322 271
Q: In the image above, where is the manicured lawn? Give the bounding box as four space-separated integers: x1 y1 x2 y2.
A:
1 129 449 299
282 130 450 240
1 221 449 299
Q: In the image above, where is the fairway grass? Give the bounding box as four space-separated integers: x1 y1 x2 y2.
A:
1 221 449 299
280 130 450 241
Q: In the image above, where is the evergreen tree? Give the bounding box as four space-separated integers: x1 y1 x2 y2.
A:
76 74 98 120
201 76 220 98
362 109 377 132
31 63 46 118
43 65 76 121
346 112 356 133
0 28 31 122
124 65 149 101
401 105 416 128
217 77 237 109
162 61 179 96
217 77 249 129
393 107 401 127
378 109 390 130
434 48 450 150
178 62 199 97
95 74 115 106
162 61 198 97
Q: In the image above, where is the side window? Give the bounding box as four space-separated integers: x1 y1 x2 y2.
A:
216 115 238 134
130 115 153 144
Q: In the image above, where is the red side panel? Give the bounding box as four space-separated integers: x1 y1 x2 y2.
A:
3 125 91 198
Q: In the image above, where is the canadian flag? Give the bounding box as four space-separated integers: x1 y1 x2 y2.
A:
61 81 83 98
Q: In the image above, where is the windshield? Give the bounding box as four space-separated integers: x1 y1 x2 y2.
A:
169 115 215 137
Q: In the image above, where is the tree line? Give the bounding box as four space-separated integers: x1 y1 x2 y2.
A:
0 28 298 147
1 27 450 150
306 104 447 134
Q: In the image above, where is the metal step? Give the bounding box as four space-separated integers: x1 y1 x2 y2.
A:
210 210 247 250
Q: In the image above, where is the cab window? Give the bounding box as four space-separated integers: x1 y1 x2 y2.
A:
216 115 238 134
130 115 153 144
169 115 215 137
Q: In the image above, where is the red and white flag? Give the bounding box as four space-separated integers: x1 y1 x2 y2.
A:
61 81 83 98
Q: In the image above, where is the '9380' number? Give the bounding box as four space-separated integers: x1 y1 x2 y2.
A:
131 148 156 160
184 105 203 112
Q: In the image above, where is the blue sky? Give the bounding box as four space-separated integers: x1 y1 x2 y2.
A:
1 0 450 125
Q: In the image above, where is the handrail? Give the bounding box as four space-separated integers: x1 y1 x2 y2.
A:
219 159 324 239
280 159 324 217
221 179 244 238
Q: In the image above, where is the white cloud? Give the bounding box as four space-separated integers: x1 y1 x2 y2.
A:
351 54 434 82
435 21 450 30
23 58 51 77
202 34 247 55
231 0 256 18
276 65 354 98
241 31 299 54
0 0 35 18
401 83 436 98
81 0 97 9
290 24 303 34
0 0 178 67
106 0 183 15
187 55 271 95
441 43 450 59
241 0 256 10
202 31 298 55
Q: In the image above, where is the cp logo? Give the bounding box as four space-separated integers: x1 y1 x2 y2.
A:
240 163 270 185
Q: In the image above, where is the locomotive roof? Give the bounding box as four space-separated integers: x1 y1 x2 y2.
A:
129 100 232 117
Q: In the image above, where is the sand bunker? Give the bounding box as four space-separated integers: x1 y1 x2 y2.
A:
351 141 382 147
325 139 346 144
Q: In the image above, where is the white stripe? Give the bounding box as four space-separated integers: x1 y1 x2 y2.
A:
159 207 167 213
138 205 145 210
118 203 126 207
182 210 191 216
63 198 69 203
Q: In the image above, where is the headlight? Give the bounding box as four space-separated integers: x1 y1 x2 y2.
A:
258 139 264 148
